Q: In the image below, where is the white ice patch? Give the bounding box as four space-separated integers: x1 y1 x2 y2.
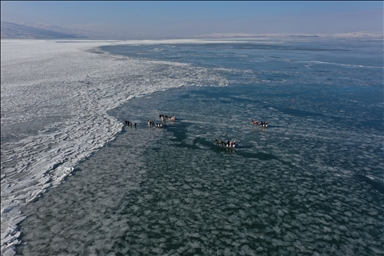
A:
0 39 228 254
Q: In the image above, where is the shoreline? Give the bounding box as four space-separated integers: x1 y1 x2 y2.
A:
1 39 228 255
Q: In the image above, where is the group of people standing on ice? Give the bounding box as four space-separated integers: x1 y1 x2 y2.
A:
125 120 137 128
125 114 175 129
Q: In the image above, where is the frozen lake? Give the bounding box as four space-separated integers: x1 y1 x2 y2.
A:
1 38 383 255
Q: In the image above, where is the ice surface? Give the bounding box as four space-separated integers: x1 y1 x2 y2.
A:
4 39 384 255
14 83 384 255
1 39 229 254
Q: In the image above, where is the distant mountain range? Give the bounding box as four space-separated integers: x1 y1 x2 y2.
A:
1 21 89 39
2 21 383 40
1 21 146 39
195 32 384 39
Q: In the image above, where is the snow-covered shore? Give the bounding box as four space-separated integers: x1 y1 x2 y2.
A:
1 39 227 256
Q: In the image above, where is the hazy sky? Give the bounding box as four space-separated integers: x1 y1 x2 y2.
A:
1 1 383 39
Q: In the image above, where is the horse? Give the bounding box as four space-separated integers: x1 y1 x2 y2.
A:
160 114 176 121
214 139 226 146
159 114 168 121
215 139 236 148
251 120 259 125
